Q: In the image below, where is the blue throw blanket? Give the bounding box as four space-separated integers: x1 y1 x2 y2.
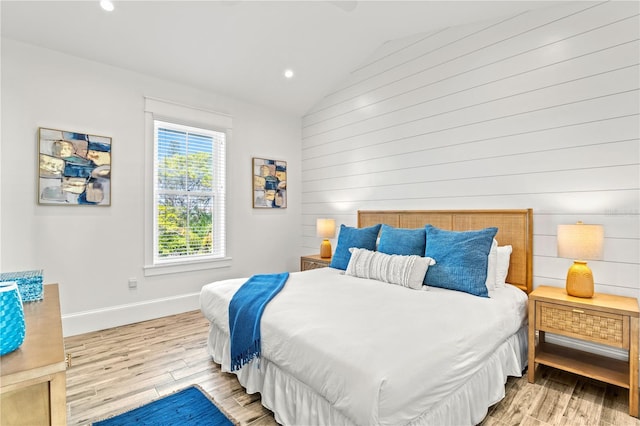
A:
229 272 289 371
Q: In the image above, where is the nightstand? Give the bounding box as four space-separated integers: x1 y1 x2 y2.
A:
528 285 639 417
300 254 331 271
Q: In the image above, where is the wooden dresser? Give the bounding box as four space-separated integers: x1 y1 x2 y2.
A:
0 284 67 425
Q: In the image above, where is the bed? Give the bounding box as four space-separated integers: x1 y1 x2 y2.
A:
200 209 533 425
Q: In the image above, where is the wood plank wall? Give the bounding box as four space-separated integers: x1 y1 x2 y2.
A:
300 1 639 299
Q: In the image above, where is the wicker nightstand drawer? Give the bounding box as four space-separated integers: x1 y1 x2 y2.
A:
536 301 628 349
300 255 331 271
301 260 327 270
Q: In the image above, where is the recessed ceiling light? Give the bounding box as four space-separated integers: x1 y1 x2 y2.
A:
284 69 294 79
100 0 114 12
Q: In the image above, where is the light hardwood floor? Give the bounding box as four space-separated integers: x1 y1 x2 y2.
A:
65 310 640 426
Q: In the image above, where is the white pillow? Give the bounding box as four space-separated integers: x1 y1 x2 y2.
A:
485 239 498 291
346 248 435 290
495 245 512 288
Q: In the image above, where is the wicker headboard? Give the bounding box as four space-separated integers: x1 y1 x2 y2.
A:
357 209 533 294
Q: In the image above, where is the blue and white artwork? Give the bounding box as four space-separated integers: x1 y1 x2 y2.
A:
253 157 286 208
38 127 111 205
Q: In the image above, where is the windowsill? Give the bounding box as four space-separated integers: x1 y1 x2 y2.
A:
144 257 232 277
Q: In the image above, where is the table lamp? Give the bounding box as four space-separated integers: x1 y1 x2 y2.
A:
557 221 604 298
316 218 336 258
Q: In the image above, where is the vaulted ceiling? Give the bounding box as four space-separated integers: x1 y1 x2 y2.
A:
1 1 568 116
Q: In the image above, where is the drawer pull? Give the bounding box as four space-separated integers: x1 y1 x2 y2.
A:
572 309 584 314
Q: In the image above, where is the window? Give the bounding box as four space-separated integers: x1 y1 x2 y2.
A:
154 121 226 263
144 97 231 276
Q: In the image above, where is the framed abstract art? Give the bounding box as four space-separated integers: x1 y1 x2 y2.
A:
252 157 286 208
38 127 111 205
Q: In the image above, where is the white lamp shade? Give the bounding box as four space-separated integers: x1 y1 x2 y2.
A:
316 218 336 239
557 222 604 261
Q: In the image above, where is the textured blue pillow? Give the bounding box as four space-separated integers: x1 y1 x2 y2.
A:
377 224 426 256
329 224 381 270
424 225 498 297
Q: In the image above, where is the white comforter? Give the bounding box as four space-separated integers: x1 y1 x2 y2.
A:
200 267 528 425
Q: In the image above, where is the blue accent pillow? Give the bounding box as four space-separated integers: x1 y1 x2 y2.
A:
424 225 498 297
329 224 382 270
377 224 426 256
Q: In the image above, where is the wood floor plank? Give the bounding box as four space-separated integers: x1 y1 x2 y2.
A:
527 374 574 424
64 310 640 426
600 384 640 426
73 388 159 425
248 414 282 426
557 380 606 426
486 373 543 424
519 415 552 426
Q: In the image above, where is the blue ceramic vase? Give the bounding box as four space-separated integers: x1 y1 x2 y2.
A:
0 282 26 356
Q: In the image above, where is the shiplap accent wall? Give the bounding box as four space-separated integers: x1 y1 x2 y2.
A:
301 1 639 299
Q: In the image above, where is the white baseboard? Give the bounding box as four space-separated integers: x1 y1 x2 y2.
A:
61 292 201 337
544 333 628 361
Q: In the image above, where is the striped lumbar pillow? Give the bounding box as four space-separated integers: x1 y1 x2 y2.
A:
345 247 435 290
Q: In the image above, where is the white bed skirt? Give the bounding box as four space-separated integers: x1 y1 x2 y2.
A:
207 322 528 426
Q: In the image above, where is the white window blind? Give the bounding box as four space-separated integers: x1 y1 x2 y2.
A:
153 120 226 263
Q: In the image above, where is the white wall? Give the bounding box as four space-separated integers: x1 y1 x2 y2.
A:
301 1 639 300
1 39 302 336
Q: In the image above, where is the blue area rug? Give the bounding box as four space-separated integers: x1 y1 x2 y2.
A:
93 385 235 426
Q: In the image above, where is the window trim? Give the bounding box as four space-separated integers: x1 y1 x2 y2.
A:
143 97 232 276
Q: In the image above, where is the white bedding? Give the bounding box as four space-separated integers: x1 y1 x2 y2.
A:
200 267 528 425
